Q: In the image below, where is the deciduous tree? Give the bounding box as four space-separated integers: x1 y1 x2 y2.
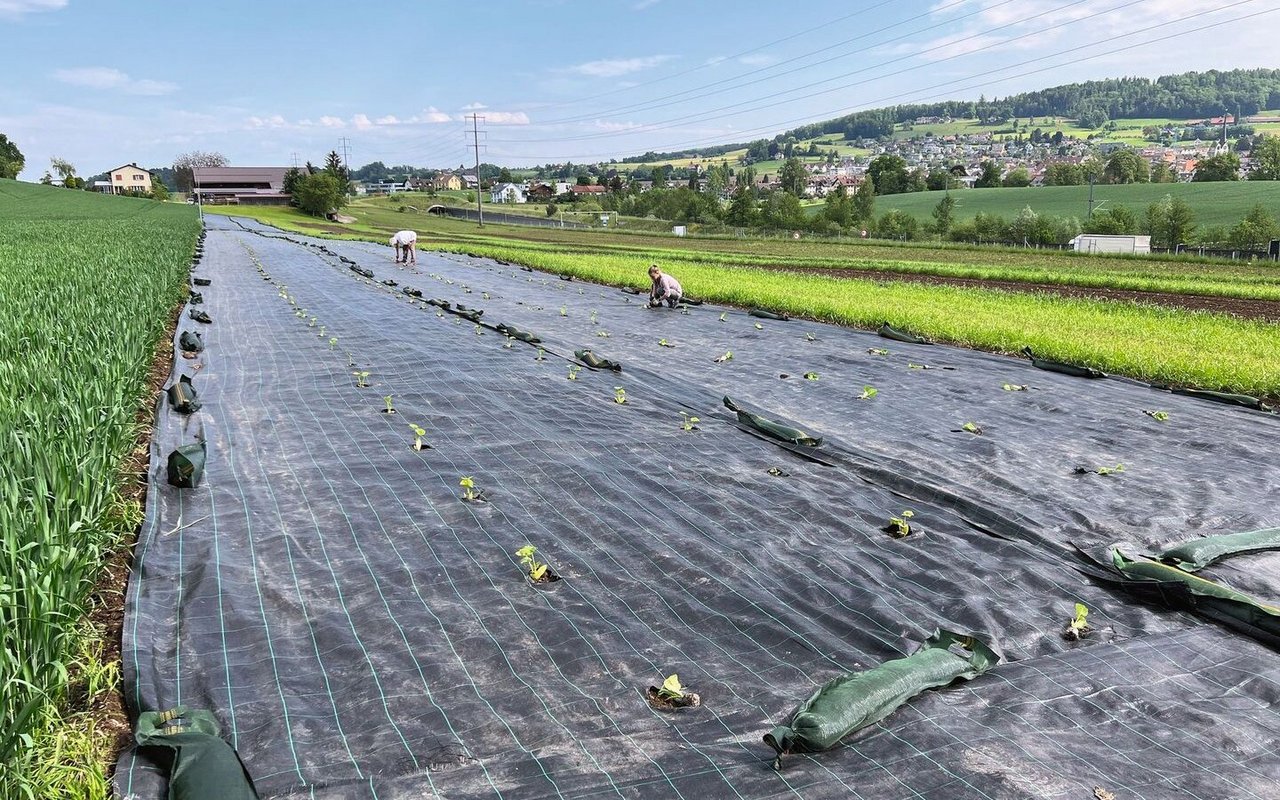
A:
173 151 229 193
0 133 24 179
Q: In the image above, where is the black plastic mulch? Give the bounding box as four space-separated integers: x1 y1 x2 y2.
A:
116 216 1280 799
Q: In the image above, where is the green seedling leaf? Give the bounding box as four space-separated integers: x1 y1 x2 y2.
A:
908 363 931 370
805 332 816 342
857 386 878 400
1064 602 1091 640
614 386 627 404
804 372 820 381
658 338 675 348
754 322 763 330
867 347 889 356
714 351 733 363
719 312 727 322
680 412 700 432
1144 409 1169 421
1002 383 1028 391
568 365 581 381
559 306 567 316
659 674 685 700
596 330 611 338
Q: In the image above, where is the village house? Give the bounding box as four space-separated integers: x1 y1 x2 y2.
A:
107 163 152 195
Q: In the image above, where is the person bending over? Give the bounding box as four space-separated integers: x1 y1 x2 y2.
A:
390 230 418 264
648 264 682 308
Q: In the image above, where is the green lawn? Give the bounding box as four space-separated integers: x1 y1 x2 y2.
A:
872 181 1280 229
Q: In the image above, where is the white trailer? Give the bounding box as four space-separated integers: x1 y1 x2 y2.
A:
1070 234 1152 255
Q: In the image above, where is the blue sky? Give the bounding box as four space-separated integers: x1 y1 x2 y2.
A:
3 0 1277 179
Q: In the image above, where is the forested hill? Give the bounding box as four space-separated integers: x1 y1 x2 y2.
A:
625 68 1280 162
791 68 1280 139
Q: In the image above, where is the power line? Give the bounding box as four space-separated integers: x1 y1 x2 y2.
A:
487 3 1272 163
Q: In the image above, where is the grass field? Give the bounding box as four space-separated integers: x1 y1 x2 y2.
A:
211 201 1280 398
0 180 199 797
873 180 1280 228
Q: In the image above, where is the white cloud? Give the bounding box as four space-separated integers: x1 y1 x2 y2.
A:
483 111 531 125
246 114 287 129
319 115 345 127
738 54 777 67
593 119 642 132
376 114 399 125
52 66 177 95
562 55 674 78
352 113 373 130
0 0 66 18
419 106 454 123
462 102 488 110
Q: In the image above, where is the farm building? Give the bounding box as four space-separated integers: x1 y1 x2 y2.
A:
107 163 152 195
191 166 297 205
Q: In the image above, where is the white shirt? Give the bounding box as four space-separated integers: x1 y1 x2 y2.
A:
390 230 417 246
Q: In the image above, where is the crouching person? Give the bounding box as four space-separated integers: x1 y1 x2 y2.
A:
648 264 682 308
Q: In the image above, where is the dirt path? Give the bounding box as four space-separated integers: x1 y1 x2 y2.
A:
759 265 1280 322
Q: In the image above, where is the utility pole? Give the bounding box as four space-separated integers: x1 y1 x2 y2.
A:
291 152 299 170
1087 175 1095 218
469 114 485 227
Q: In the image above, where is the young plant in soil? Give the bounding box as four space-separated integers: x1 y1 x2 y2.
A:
409 424 429 451
329 337 338 350
318 326 326 338
804 372 820 381
559 306 567 317
568 365 581 381
474 325 485 336
482 292 490 300
515 544 556 583
714 351 733 363
647 674 700 711
383 396 396 414
805 332 816 342
908 363 931 370
857 386 878 400
614 386 627 404
535 348 546 362
1074 463 1125 476
353 371 371 388
867 348 889 356
658 338 675 348
680 412 700 431
589 311 598 325
884 510 915 538
957 421 982 434
309 316 318 328
1062 603 1091 640
1143 409 1170 421
503 336 514 349
459 476 485 502
1002 383 1028 391
596 330 611 338
754 322 764 330
719 312 727 322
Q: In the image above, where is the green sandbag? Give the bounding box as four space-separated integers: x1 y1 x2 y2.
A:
179 331 203 353
350 265 374 278
425 298 451 309
167 375 201 414
723 396 822 446
192 277 211 286
496 323 541 344
620 286 642 295
1158 527 1280 571
189 292 204 305
382 278 398 287
188 309 212 324
402 286 423 298
878 322 930 344
134 707 259 800
1109 548 1280 644
749 309 789 320
575 349 621 371
764 630 998 770
1171 387 1266 410
1021 346 1105 379
167 441 207 488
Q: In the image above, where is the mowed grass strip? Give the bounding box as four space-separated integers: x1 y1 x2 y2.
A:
0 180 199 796
209 204 1280 397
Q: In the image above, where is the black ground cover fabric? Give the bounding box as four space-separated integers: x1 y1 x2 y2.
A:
117 216 1280 799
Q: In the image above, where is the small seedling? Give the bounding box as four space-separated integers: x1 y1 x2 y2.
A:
804 372 820 381
754 322 763 330
309 316 318 328
383 395 396 414
867 348 889 356
535 348 546 362
857 386 878 400
353 371 370 388
503 336 514 349
482 291 490 300
596 330 611 338
474 324 484 336
719 312 727 322
515 544 550 582
409 423 428 451
658 338 675 348
463 286 472 294
885 509 915 538
1096 463 1125 476
589 311 598 324
1144 409 1169 421
568 365 581 381
459 476 482 502
961 422 982 435
647 673 700 710
1002 383 1028 391
1062 602 1090 640
680 412 700 431
805 332 816 342
714 351 733 363
559 306 567 317
908 363 931 370
767 467 790 477
329 337 338 350
614 386 627 404
346 352 355 367
318 326 326 338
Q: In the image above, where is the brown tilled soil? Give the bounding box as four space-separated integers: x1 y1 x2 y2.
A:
760 265 1280 322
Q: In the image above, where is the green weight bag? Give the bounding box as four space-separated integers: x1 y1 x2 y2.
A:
192 277 211 286
189 292 204 305
878 322 931 344
1022 346 1105 379
134 707 258 800
167 441 207 488
1158 526 1280 572
749 309 789 320
575 349 621 371
764 630 998 769
166 375 201 414
723 396 821 446
496 323 541 344
189 309 212 324
178 331 203 353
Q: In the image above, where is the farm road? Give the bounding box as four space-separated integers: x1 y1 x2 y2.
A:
117 216 1280 799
